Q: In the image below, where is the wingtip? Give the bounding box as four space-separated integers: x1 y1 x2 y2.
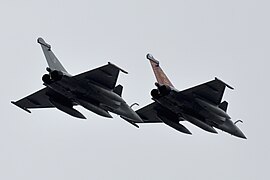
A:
215 77 234 90
108 62 128 74
11 101 31 113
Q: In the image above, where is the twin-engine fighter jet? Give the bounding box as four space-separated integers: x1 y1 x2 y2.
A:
12 38 142 123
11 38 245 139
134 54 246 139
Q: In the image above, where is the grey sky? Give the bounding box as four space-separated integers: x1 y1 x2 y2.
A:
1 0 269 179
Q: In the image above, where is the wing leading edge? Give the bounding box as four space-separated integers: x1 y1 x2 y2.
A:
73 62 128 90
179 77 234 105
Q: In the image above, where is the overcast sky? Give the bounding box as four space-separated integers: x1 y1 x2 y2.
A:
1 0 269 179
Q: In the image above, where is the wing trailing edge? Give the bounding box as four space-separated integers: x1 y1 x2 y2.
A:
11 88 54 112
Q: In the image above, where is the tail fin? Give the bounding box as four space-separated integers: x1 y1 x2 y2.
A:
37 38 68 74
113 84 123 97
146 54 174 88
219 101 228 112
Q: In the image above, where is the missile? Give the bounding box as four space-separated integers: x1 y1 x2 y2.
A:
182 114 217 133
77 99 112 118
158 114 192 135
49 98 86 119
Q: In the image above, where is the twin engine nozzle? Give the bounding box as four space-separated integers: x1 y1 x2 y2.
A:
151 83 172 99
42 68 63 84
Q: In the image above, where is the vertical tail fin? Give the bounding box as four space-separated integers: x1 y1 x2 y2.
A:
146 54 174 87
37 38 68 74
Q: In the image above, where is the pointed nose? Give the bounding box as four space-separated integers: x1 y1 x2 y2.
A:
127 110 143 123
234 127 247 139
116 103 143 123
218 119 246 139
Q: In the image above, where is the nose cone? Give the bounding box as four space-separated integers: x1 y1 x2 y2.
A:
123 109 143 123
218 119 247 139
233 126 247 139
115 102 143 123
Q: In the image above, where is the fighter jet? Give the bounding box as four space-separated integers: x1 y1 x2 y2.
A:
130 54 246 139
12 38 142 123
